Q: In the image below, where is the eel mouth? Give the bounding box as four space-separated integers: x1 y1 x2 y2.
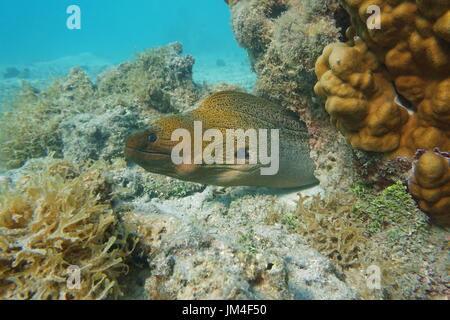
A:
125 146 171 157
124 146 176 176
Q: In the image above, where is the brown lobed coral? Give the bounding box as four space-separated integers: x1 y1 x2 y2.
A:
315 36 410 153
315 0 450 158
408 149 450 227
0 157 135 299
314 0 450 224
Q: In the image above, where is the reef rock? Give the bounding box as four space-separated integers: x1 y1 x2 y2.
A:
59 106 144 162
122 187 356 300
0 43 206 170
96 42 201 113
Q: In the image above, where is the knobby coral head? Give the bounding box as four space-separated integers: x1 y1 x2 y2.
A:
314 0 450 224
408 149 450 227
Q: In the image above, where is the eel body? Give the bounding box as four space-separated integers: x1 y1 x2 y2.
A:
125 91 318 188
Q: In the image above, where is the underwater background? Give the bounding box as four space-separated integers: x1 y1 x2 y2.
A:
0 0 448 300
0 0 254 106
1 0 239 63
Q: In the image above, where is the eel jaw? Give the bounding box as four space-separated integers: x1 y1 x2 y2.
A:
124 146 176 175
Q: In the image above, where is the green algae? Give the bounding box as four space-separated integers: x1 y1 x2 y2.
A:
352 181 429 240
290 182 447 299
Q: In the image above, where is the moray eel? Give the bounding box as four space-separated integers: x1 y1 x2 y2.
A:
125 91 318 188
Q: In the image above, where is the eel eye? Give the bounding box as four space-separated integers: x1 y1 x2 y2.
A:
148 133 157 143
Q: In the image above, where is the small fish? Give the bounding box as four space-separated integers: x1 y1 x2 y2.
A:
125 91 318 188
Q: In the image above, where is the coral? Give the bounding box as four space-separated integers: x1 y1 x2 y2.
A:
314 0 450 219
226 6 448 286
314 0 450 157
0 157 136 299
96 42 202 113
59 107 145 163
314 37 410 153
408 149 450 227
315 33 450 157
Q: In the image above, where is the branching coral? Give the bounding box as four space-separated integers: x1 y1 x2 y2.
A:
0 157 136 299
408 149 450 227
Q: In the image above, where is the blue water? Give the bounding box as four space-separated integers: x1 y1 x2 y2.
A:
0 0 243 65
